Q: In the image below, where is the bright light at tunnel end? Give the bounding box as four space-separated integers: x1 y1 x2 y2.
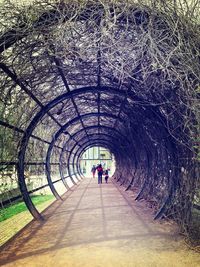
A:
79 146 116 177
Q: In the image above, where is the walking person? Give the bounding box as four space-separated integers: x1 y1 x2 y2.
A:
104 169 109 183
91 165 96 178
97 164 103 184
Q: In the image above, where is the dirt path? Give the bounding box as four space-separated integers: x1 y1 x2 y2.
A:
0 177 199 267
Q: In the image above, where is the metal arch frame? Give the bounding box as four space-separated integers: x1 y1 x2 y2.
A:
71 133 123 159
0 120 62 150
67 137 115 182
124 137 144 191
62 133 122 187
54 58 90 142
59 143 78 189
59 125 129 184
0 63 80 149
18 86 143 220
67 133 125 180
66 125 128 143
0 63 82 201
76 135 138 189
62 123 129 181
154 138 178 220
45 113 124 200
58 146 71 190
135 145 153 201
70 140 115 180
59 125 127 181
0 64 81 217
75 142 113 179
72 138 118 172
60 124 127 162
0 4 186 223
77 141 116 163
74 140 117 177
17 85 166 220
70 129 135 177
58 124 123 158
76 140 119 179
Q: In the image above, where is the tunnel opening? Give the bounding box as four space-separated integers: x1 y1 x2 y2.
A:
0 0 199 245
79 146 115 177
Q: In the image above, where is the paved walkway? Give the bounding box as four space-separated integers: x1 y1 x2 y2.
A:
0 177 199 267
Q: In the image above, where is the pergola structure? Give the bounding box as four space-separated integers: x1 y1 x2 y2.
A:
0 0 199 238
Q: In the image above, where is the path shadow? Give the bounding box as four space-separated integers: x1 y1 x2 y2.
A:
0 178 182 266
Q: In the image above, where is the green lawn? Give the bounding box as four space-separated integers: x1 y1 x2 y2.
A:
0 195 54 222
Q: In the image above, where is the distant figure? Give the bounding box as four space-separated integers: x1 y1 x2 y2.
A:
104 169 109 183
91 165 96 178
97 164 103 184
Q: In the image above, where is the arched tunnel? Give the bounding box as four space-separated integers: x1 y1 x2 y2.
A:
0 0 199 256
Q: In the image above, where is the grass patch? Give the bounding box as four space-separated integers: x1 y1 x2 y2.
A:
0 195 54 222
